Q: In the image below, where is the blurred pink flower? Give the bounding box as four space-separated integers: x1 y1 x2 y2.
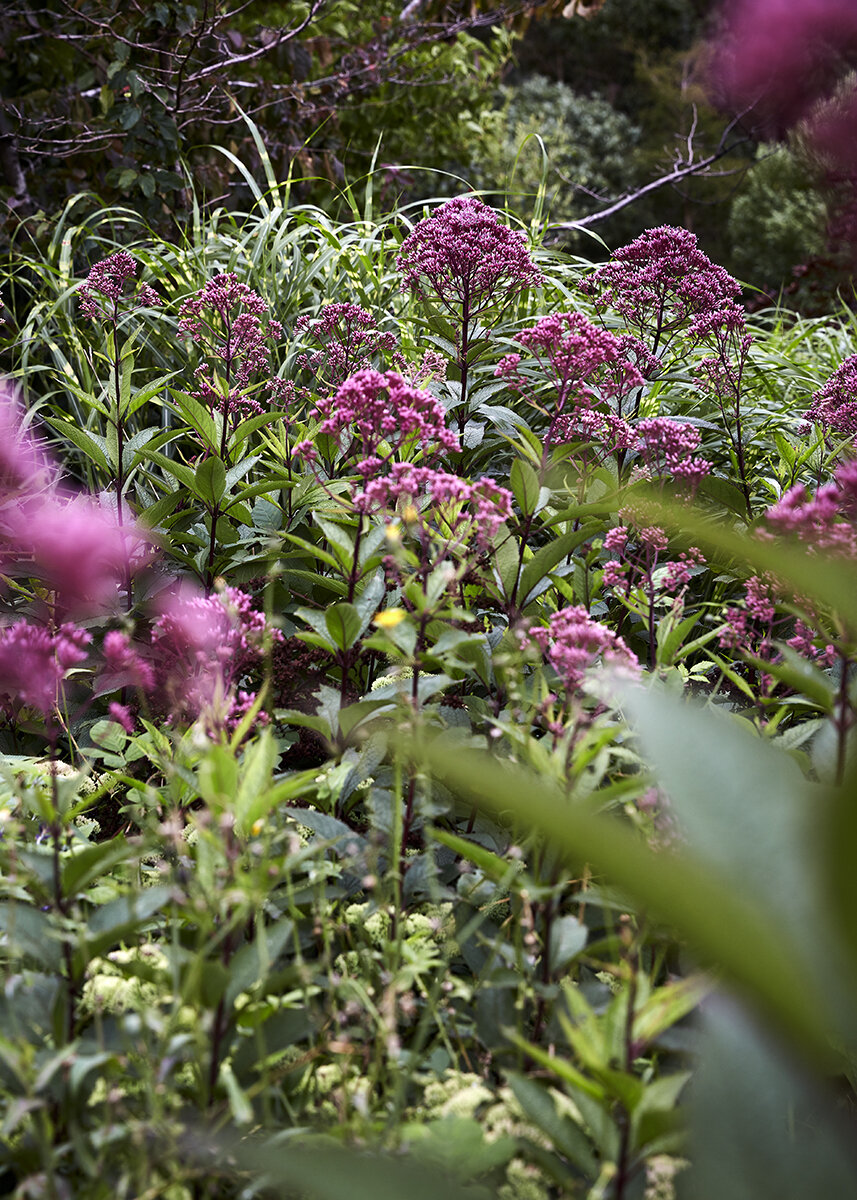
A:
151 585 276 732
0 620 91 719
0 383 56 496
710 0 857 135
5 493 149 613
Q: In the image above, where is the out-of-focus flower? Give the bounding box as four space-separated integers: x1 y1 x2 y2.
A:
4 493 149 613
0 621 91 719
151 585 278 733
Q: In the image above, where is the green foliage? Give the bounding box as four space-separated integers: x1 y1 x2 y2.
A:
3 175 857 1198
468 75 642 231
728 145 828 291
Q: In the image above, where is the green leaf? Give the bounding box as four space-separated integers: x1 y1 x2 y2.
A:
505 1071 598 1177
685 1002 857 1200
510 458 542 516
233 730 278 837
548 914 588 973
416 735 843 1069
0 902 62 970
61 839 137 899
44 418 111 474
86 886 173 957
517 523 600 607
325 602 363 651
195 455 227 507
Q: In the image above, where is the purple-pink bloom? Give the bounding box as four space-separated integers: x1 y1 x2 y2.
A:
179 274 282 425
496 311 643 416
397 195 542 314
531 605 640 694
709 0 857 136
100 630 155 693
804 355 857 440
317 368 460 473
355 463 512 549
0 620 90 719
296 302 397 391
636 417 711 489
79 251 161 322
583 226 741 345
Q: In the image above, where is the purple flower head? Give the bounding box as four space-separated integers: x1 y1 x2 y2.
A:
296 302 397 391
764 481 857 554
552 408 637 458
179 274 282 424
635 418 711 491
318 368 459 473
397 195 542 315
100 630 155 693
79 251 162 322
531 605 640 695
151 584 277 732
584 226 741 344
356 463 512 549
496 312 643 416
804 355 857 440
0 620 90 719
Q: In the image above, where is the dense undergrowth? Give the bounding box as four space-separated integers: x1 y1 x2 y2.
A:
2 173 857 1200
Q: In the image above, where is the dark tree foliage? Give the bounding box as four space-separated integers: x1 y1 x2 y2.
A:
0 0 554 222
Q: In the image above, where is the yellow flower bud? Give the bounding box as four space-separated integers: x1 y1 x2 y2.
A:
373 608 407 629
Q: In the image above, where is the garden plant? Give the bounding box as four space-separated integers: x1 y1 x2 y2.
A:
1 158 857 1200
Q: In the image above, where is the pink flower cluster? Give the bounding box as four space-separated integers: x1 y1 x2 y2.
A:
397 195 542 314
803 355 857 441
355 463 512 548
79 251 161 322
0 621 91 720
179 274 283 423
552 408 636 458
296 302 397 391
495 311 643 416
583 226 741 344
718 464 857 675
602 522 705 598
310 368 460 475
150 585 278 732
531 605 640 695
0 387 148 614
636 417 711 489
